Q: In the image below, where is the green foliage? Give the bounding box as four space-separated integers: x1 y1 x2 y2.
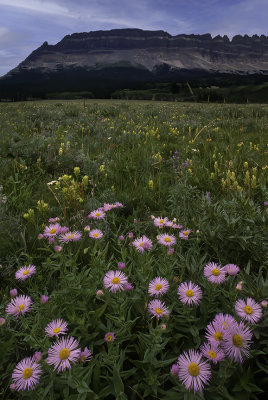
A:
0 100 267 399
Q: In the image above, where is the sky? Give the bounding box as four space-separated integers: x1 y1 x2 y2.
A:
0 0 267 77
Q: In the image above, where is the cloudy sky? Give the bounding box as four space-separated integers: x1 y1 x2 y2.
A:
0 0 267 76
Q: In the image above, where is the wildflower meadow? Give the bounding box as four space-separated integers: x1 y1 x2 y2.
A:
0 100 267 399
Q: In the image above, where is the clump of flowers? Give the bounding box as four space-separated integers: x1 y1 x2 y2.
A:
148 277 170 297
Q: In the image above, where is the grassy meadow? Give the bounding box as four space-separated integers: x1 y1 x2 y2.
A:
0 99 267 399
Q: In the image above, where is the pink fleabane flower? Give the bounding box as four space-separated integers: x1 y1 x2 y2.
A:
157 233 176 247
45 319 68 337
104 332 115 342
103 203 113 211
148 299 170 319
59 231 82 243
12 357 42 391
43 223 61 238
204 262 226 284
179 229 191 240
104 270 128 293
235 298 262 324
148 277 169 297
177 350 211 393
6 295 32 317
89 229 103 239
46 336 81 373
48 217 60 223
224 263 240 276
205 321 225 345
80 347 92 363
212 313 236 332
133 235 153 253
15 265 36 281
88 209 106 220
154 217 168 228
200 342 225 364
177 282 202 306
222 321 253 363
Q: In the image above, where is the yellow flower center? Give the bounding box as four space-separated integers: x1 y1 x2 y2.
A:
232 334 243 347
139 242 144 247
93 233 99 237
59 348 70 360
214 331 223 341
53 327 61 334
81 355 86 362
155 284 162 291
155 307 163 315
221 321 229 330
23 270 29 276
112 277 120 284
208 351 217 359
244 305 253 315
16 304 25 311
106 335 113 341
68 234 74 239
159 220 164 224
164 237 171 242
50 228 57 234
186 289 194 297
183 231 189 236
96 213 101 216
212 268 220 276
22 368 32 379
188 362 199 376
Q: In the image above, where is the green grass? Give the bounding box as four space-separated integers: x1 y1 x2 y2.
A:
0 100 267 399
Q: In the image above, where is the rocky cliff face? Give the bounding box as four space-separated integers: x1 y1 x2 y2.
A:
3 28 268 77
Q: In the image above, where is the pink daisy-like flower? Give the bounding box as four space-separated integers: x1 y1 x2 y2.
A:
148 277 170 297
15 265 36 281
88 209 106 220
46 336 81 373
48 217 60 223
179 229 191 240
153 217 168 228
235 298 263 324
222 321 253 363
173 224 183 229
114 202 123 208
200 342 225 364
80 347 92 363
157 233 176 247
148 299 170 319
103 203 113 211
43 223 61 238
59 231 82 243
133 235 153 253
58 226 69 234
177 350 211 393
104 332 115 342
212 313 236 332
104 270 128 293
224 263 240 276
177 282 202 306
165 220 174 227
6 295 32 317
45 319 68 337
89 229 103 239
12 357 42 391
204 262 226 284
205 321 225 345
